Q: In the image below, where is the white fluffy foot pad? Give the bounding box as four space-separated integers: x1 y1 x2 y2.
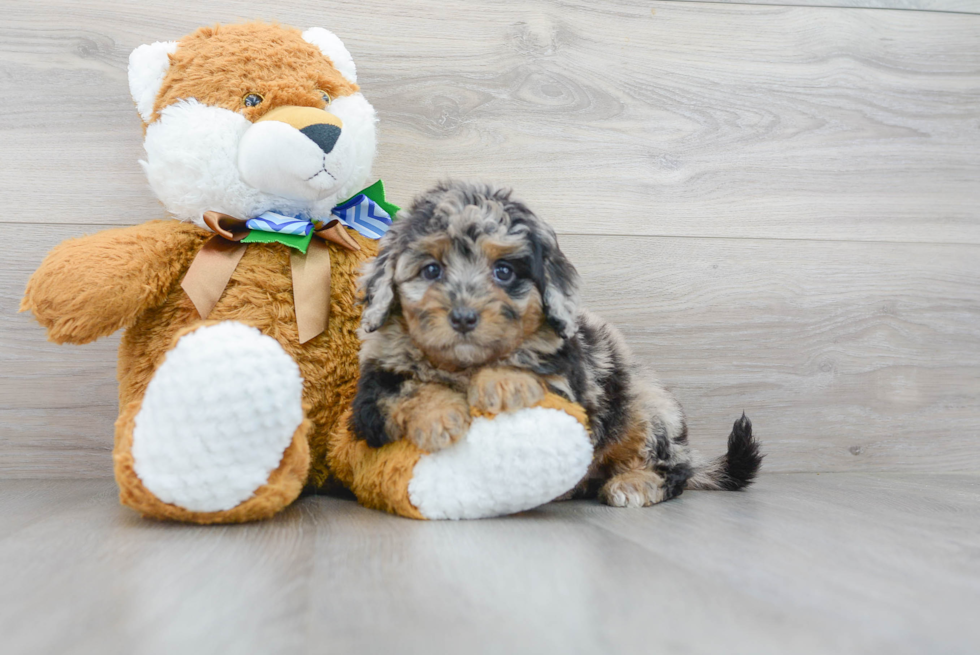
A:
132 322 304 512
407 407 594 520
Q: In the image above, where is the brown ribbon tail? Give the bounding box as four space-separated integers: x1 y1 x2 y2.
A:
181 236 248 319
291 238 332 344
315 222 361 251
203 211 250 241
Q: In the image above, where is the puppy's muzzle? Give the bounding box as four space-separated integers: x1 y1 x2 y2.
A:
449 307 479 334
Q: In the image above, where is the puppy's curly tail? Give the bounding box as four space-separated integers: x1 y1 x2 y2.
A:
686 413 763 491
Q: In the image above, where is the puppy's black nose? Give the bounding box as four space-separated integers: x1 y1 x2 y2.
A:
300 123 342 154
449 307 479 333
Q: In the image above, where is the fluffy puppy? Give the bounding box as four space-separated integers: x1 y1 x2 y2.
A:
350 181 762 507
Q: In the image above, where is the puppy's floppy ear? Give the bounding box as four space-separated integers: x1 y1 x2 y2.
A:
528 223 580 339
359 244 399 332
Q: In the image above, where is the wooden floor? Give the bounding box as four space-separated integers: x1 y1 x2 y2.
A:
2 1 979 653
1 474 977 655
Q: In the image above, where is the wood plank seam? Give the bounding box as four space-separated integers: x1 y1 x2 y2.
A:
656 0 980 16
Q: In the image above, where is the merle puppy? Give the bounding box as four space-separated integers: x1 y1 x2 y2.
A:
349 181 761 507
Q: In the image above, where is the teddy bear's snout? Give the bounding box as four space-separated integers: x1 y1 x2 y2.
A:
255 105 345 153
237 104 352 202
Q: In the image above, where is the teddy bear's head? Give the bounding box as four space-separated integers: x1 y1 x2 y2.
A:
128 22 377 226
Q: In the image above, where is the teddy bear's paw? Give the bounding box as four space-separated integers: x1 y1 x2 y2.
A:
407 407 593 520
131 322 304 512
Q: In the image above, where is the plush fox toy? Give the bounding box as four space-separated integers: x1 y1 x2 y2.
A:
21 22 593 523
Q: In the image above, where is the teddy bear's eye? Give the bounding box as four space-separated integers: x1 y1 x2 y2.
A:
319 90 331 105
242 93 264 108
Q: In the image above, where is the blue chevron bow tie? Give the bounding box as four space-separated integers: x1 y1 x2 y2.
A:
246 192 394 240
239 180 399 254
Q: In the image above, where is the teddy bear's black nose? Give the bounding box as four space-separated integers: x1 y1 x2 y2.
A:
300 123 342 154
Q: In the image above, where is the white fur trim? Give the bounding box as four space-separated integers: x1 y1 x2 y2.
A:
326 93 378 202
131 322 304 513
302 28 357 83
128 41 178 123
408 408 594 520
238 117 352 202
141 96 376 226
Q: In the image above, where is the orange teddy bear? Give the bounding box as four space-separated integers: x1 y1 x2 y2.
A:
21 22 593 523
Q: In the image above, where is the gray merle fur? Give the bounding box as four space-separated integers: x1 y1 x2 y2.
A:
352 180 763 505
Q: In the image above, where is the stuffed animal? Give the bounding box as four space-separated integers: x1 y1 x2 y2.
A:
20 22 592 523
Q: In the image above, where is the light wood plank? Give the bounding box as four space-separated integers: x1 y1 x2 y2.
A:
304 487 845 655
0 480 314 655
551 472 980 654
1 1 978 243
3 224 978 477
0 408 117 480
665 0 980 14
566 235 980 474
0 474 977 654
0 223 119 478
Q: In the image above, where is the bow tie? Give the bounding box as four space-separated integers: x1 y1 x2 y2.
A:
181 180 398 343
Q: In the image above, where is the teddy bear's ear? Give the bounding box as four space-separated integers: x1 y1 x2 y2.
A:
302 28 357 84
128 41 178 123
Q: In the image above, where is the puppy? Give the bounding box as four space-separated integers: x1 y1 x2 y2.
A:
349 181 762 507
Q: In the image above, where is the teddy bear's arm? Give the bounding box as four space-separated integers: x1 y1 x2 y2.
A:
21 220 208 344
328 393 595 520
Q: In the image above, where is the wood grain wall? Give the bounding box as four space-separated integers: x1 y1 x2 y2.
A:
2 0 978 477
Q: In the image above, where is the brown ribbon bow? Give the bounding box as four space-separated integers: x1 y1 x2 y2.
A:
180 211 361 344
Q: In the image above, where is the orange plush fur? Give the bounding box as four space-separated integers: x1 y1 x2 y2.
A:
22 218 375 522
21 24 389 523
152 24 359 124
328 393 589 520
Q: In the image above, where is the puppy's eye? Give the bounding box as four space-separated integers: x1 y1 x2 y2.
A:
420 263 442 281
492 262 515 284
319 90 332 105
242 93 264 108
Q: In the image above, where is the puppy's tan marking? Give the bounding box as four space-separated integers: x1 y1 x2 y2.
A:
468 367 546 414
519 287 545 338
471 285 528 346
415 234 452 263
385 384 470 452
593 416 651 473
481 239 527 264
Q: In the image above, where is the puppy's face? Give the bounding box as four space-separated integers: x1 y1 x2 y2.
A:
395 216 545 369
359 182 580 371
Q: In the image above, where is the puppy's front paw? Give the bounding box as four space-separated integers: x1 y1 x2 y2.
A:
391 385 471 453
599 471 667 507
468 368 546 414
